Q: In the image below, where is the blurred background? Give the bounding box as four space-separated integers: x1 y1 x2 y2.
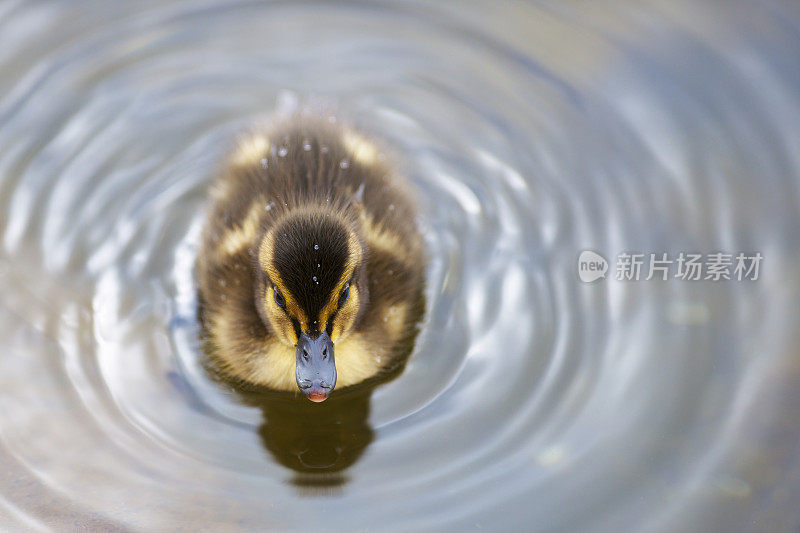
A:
1 0 799 530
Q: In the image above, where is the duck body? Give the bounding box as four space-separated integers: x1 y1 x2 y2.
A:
197 117 425 401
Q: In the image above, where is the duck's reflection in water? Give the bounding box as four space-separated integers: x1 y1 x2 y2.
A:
228 381 388 490
253 390 373 487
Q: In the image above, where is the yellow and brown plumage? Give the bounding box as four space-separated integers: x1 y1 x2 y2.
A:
197 116 425 402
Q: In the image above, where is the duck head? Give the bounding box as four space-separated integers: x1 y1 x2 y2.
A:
255 208 367 402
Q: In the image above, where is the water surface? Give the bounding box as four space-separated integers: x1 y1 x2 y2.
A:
1 0 800 530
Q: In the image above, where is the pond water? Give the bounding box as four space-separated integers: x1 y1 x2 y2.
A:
1 0 799 530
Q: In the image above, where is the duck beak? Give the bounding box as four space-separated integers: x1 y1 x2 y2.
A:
295 331 336 402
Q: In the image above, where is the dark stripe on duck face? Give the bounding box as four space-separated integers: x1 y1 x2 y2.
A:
271 214 350 333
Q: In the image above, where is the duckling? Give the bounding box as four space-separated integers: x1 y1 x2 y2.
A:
197 116 425 402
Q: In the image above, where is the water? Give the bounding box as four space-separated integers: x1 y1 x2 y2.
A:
1 0 800 530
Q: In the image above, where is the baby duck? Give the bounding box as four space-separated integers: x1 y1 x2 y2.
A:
197 116 425 402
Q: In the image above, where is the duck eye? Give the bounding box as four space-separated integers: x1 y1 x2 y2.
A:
274 288 286 309
338 284 350 308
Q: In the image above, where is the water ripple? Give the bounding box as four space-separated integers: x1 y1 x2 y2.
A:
1 0 800 530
